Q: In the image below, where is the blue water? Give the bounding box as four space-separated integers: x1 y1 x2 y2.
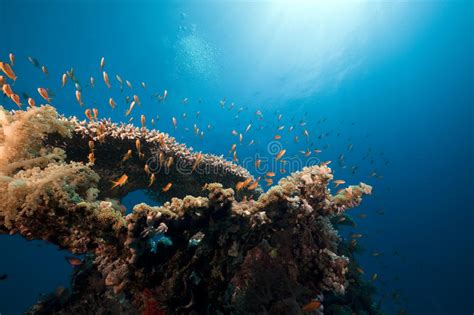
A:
0 1 472 314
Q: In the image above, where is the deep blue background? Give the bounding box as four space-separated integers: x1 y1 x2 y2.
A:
0 1 472 314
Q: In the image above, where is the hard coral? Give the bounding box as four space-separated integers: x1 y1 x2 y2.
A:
0 107 377 314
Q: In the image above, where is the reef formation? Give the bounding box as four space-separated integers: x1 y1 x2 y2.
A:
0 106 379 314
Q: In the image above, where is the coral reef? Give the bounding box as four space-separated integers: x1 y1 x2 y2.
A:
0 106 378 314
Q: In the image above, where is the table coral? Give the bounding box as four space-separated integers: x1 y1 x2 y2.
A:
0 106 379 314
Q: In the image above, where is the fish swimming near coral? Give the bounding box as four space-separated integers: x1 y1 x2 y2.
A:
111 174 128 189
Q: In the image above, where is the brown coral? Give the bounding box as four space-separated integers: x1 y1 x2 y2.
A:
0 106 373 314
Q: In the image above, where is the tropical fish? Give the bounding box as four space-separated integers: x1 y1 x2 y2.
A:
192 153 202 171
245 124 252 133
255 159 261 168
0 75 5 86
233 151 238 162
9 53 14 66
274 135 281 140
109 98 116 109
41 65 48 77
126 80 132 89
27 98 35 108
37 87 51 102
148 173 155 187
229 144 237 154
133 94 140 105
88 152 95 164
162 182 172 192
100 57 105 71
28 56 40 68
265 178 273 186
248 177 260 190
122 149 133 162
275 149 286 161
266 172 275 177
76 90 84 106
302 300 321 312
372 273 378 281
141 82 146 89
111 174 128 189
135 138 141 154
10 94 21 108
85 109 93 121
88 140 95 151
65 256 82 267
0 62 17 82
103 71 110 88
172 117 177 129
125 101 135 116
61 73 67 87
141 115 146 128
333 180 345 188
2 84 13 97
90 76 95 88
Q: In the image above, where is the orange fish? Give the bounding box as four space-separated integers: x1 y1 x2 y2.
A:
27 98 35 108
88 140 95 151
0 62 17 82
100 57 105 71
111 174 128 189
275 149 286 161
192 153 202 171
274 135 281 140
242 177 252 188
148 173 155 187
141 114 146 128
333 180 345 188
135 138 141 154
0 75 5 86
109 98 116 109
9 94 21 108
235 181 245 192
229 144 237 154
248 178 260 190
125 101 135 116
265 178 273 186
3 84 13 98
233 151 238 162
88 152 95 164
61 73 67 87
266 172 275 177
122 149 132 162
133 94 140 105
103 71 110 88
85 109 93 121
239 133 243 143
76 90 83 106
92 108 98 120
65 256 82 267
302 300 321 312
255 159 261 168
9 53 14 66
37 87 51 102
231 130 238 136
162 182 172 192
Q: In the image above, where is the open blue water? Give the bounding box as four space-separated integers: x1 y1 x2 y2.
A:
0 1 472 314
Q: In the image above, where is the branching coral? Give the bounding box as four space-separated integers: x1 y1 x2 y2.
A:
0 107 377 314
